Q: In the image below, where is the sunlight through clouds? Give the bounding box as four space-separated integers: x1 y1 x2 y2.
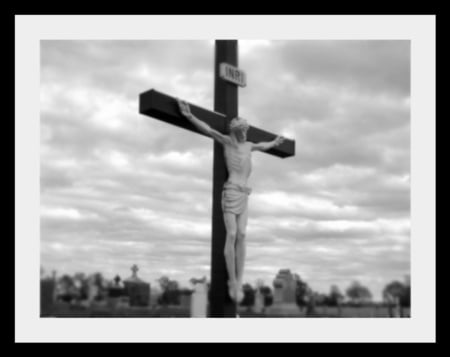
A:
41 207 83 220
239 40 271 55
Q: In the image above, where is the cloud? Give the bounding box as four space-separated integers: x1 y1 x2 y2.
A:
275 40 410 97
40 40 410 299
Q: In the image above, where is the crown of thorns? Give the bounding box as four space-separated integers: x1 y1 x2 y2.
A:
229 117 249 132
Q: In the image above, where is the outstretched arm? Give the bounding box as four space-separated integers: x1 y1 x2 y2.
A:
177 99 231 145
251 136 285 152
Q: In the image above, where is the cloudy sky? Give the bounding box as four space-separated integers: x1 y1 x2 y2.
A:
40 40 410 300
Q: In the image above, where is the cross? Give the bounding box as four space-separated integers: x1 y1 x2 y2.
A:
114 275 121 286
139 40 295 317
131 264 139 277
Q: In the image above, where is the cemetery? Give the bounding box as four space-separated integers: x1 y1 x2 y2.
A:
41 266 410 318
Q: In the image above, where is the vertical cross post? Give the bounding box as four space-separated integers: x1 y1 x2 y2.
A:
209 40 238 317
139 40 295 318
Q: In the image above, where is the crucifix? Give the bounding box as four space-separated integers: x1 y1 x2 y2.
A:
113 275 121 286
131 264 139 278
139 40 295 317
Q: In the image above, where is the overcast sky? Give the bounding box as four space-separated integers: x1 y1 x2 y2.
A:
40 40 410 300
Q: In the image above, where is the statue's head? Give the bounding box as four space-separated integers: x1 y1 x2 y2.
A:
230 117 249 141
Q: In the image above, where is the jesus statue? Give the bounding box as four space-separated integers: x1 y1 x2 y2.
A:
177 99 285 303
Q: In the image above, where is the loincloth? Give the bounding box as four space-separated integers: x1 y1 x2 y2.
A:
221 181 252 215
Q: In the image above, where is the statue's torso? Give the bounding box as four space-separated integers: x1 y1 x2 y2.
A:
223 141 252 186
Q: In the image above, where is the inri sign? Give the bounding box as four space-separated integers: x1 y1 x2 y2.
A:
220 63 247 87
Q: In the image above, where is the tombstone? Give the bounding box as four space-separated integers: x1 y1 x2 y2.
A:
119 296 130 309
191 278 208 317
40 277 55 315
179 289 193 309
107 275 125 309
123 265 150 307
273 270 296 304
270 270 301 316
394 296 402 317
306 292 317 316
273 281 284 304
149 289 160 308
253 288 264 314
274 269 297 303
87 277 99 306
51 270 58 302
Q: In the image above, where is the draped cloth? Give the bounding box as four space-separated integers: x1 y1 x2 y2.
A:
221 181 252 215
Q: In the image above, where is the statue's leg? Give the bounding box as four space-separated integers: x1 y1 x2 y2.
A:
236 207 248 297
223 212 238 299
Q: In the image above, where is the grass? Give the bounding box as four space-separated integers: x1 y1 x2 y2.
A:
42 302 410 318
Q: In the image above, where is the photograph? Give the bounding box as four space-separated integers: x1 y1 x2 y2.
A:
14 14 436 343
40 39 411 318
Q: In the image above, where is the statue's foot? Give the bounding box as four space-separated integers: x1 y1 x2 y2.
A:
236 280 244 303
235 289 244 304
228 280 244 303
228 280 236 300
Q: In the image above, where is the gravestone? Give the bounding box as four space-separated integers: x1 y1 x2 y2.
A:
123 265 150 307
273 269 297 303
253 288 264 314
107 275 125 309
179 289 193 309
273 280 284 304
270 269 299 316
191 278 208 317
40 277 55 315
87 276 99 306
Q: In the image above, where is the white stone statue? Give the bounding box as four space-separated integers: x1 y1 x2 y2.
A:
178 99 284 303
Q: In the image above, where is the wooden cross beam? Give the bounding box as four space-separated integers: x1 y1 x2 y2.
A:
139 40 295 317
139 89 295 158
